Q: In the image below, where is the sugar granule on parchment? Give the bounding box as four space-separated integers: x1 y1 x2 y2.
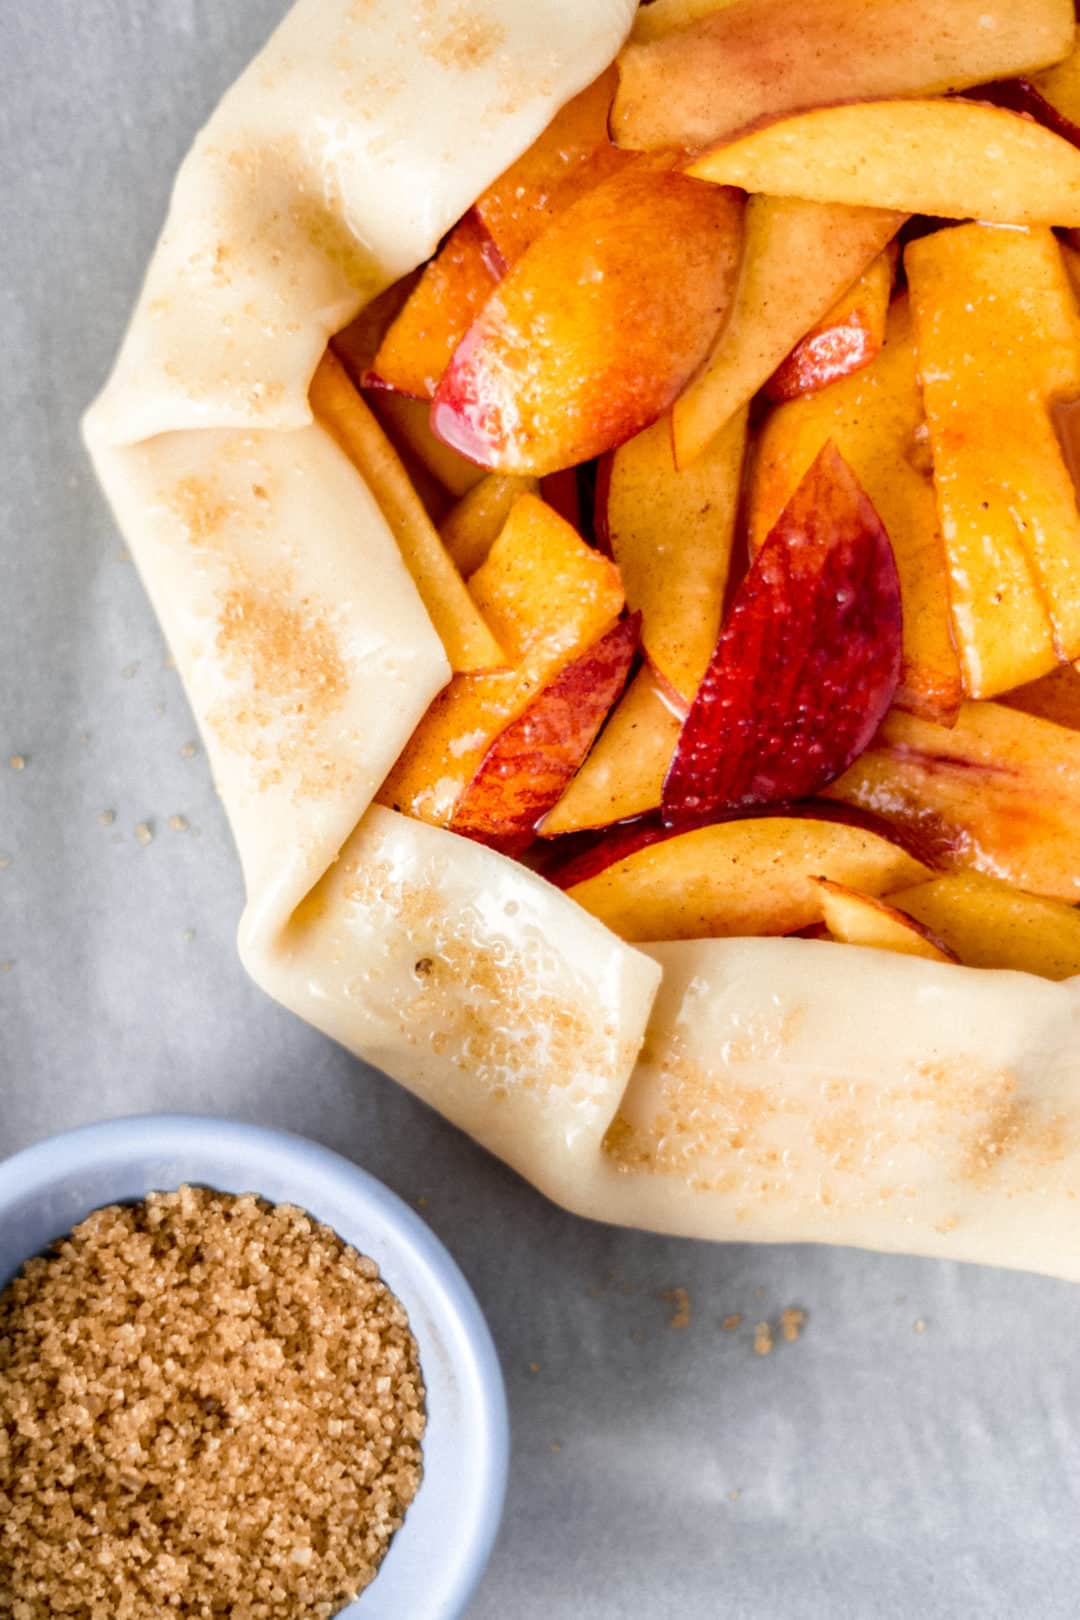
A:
780 1307 806 1343
662 1287 691 1329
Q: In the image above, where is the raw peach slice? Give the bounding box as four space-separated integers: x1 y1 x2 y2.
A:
451 615 638 853
766 246 896 404
672 196 902 467
887 871 1080 980
825 702 1080 903
597 406 747 705
371 213 502 400
539 667 683 837
560 814 930 943
749 297 962 725
310 354 503 673
662 444 902 824
432 165 743 477
687 101 1080 227
379 494 623 823
907 224 1080 697
811 877 957 963
614 0 1074 151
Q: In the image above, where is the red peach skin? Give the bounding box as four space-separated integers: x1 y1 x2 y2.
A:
451 615 639 852
662 442 902 824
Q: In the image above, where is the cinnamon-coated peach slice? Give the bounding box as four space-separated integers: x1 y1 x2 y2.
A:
597 406 747 705
629 0 740 44
1001 663 1080 732
811 877 957 963
1033 25 1080 125
310 354 504 673
451 615 638 853
379 494 623 824
370 391 486 499
886 871 1080 981
473 66 630 266
614 0 1073 151
672 196 902 468
562 815 930 943
750 297 962 725
331 274 420 384
432 166 743 477
687 101 1080 226
371 213 502 400
439 473 539 578
540 667 683 837
907 224 1080 698
825 702 1080 903
663 444 902 825
766 245 896 403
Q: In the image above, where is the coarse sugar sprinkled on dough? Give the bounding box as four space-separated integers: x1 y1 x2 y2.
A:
416 0 506 71
334 853 623 1103
0 1187 424 1619
604 1033 1071 1210
208 564 352 798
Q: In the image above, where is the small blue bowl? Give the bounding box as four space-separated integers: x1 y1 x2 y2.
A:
0 1114 508 1619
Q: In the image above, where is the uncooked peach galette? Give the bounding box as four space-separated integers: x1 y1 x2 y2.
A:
86 0 1080 1279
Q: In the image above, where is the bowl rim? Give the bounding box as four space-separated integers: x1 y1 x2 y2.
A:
0 1112 509 1620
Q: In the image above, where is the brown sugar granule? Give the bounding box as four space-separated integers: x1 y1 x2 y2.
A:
780 1307 807 1344
661 1287 691 1330
0 1187 425 1620
721 1314 742 1333
8 755 26 771
753 1320 774 1357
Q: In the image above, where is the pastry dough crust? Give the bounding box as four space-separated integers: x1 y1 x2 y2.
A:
86 0 1080 1282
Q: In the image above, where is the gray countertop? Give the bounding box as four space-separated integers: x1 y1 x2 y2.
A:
3 4 1079 1614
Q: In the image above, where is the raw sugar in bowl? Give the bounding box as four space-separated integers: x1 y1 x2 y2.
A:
0 1114 509 1620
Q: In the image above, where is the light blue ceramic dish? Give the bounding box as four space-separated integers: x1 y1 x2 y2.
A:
0 1114 509 1620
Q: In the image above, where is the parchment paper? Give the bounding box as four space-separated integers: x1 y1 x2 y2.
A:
3 4 1080 1615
